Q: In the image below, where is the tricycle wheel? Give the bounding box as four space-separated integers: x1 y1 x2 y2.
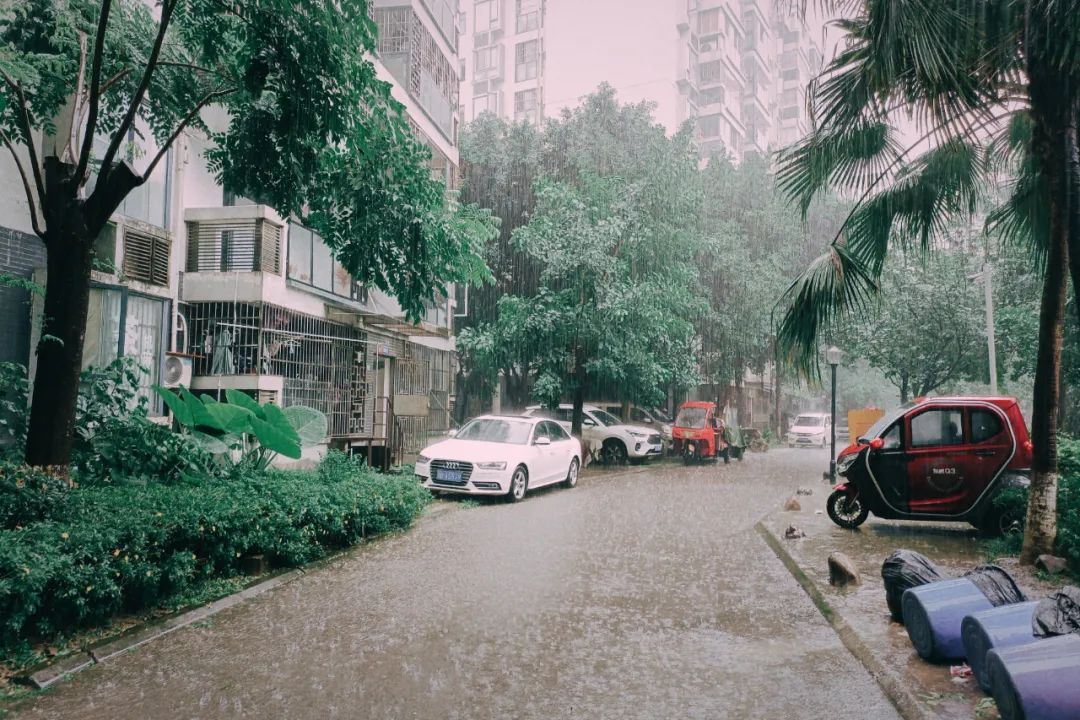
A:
827 490 868 529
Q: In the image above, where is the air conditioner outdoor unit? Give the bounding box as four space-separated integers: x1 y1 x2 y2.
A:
162 353 193 388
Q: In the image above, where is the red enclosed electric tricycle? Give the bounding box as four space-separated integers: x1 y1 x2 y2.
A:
673 401 731 465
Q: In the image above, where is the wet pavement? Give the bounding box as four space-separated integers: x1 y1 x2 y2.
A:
761 491 1058 720
11 449 902 720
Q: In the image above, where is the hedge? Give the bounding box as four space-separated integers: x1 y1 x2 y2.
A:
0 452 429 651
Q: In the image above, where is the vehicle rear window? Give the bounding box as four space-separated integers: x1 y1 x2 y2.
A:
910 409 964 447
971 410 1004 443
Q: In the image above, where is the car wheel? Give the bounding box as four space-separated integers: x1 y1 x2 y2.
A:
505 466 528 503
563 458 580 489
601 440 628 466
978 501 1025 537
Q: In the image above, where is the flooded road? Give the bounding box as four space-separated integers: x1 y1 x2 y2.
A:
13 449 901 719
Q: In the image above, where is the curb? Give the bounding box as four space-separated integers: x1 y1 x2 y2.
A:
755 521 936 720
26 569 303 690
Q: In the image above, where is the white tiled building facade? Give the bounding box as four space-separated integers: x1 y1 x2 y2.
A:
0 0 465 466
460 0 546 123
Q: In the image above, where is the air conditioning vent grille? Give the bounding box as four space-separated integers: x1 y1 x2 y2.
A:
122 229 170 286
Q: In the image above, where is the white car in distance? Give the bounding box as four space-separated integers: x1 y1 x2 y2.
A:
416 415 581 503
786 412 833 448
522 404 663 464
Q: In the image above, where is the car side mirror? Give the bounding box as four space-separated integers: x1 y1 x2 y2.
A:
869 437 884 450
447 429 457 438
535 436 551 446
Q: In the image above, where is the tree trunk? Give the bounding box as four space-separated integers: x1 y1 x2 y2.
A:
1020 66 1073 563
899 375 909 404
25 230 95 468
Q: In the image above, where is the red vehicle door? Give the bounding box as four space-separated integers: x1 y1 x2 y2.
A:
966 405 1015 497
905 404 981 514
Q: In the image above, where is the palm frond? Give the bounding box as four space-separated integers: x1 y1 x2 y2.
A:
775 119 900 217
774 244 879 376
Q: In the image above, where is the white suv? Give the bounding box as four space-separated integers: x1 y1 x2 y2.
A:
522 404 663 464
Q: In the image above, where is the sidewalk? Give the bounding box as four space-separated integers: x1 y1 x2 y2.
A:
757 490 1057 720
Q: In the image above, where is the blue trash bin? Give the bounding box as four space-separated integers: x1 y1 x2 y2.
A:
987 633 1080 720
961 601 1040 692
902 578 994 662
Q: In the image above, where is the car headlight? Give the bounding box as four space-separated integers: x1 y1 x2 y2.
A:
629 430 648 438
836 453 859 474
476 461 507 471
417 454 431 464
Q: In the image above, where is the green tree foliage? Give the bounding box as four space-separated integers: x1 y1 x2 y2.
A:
0 0 491 467
773 0 1080 561
837 252 984 402
458 88 707 431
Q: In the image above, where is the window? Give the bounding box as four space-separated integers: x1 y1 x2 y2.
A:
781 67 798 81
514 88 538 122
475 46 499 74
516 0 540 32
287 223 313 284
699 59 723 84
83 285 168 414
911 409 965 447
881 423 902 450
631 408 648 423
121 229 170 286
473 92 499 116
698 114 720 138
700 86 725 106
549 422 570 441
698 8 720 35
474 0 499 32
515 40 538 82
971 410 1004 444
780 106 800 120
533 421 551 443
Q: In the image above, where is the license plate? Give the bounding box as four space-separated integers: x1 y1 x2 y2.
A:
436 469 463 482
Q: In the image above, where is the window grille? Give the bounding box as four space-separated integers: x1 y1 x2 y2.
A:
122 228 170 286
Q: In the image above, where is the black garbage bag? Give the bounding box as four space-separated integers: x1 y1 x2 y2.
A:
1032 586 1080 637
882 550 947 622
962 564 1028 607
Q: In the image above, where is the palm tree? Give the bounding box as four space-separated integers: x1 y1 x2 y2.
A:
775 0 1080 563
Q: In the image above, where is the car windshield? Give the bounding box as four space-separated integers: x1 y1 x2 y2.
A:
590 410 622 427
793 415 824 427
455 418 533 444
859 403 916 442
676 407 708 429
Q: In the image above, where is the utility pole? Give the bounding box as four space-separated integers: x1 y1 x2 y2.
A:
983 262 999 395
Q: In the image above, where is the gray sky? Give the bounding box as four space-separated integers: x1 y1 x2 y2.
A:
542 0 841 133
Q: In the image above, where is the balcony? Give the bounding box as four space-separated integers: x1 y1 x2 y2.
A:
186 206 283 275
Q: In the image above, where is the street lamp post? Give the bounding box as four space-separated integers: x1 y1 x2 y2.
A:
826 346 842 483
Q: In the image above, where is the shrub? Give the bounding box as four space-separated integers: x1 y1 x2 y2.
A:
73 418 213 487
0 463 71 530
0 452 429 651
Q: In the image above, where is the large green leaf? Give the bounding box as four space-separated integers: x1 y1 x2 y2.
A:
200 396 254 435
250 403 302 458
283 405 328 446
153 386 193 427
188 430 231 455
225 389 266 419
179 387 220 430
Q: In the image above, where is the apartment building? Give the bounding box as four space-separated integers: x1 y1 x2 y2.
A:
460 0 546 123
0 0 464 467
678 0 823 161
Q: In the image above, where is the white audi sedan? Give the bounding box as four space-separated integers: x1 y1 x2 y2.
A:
416 415 581 502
